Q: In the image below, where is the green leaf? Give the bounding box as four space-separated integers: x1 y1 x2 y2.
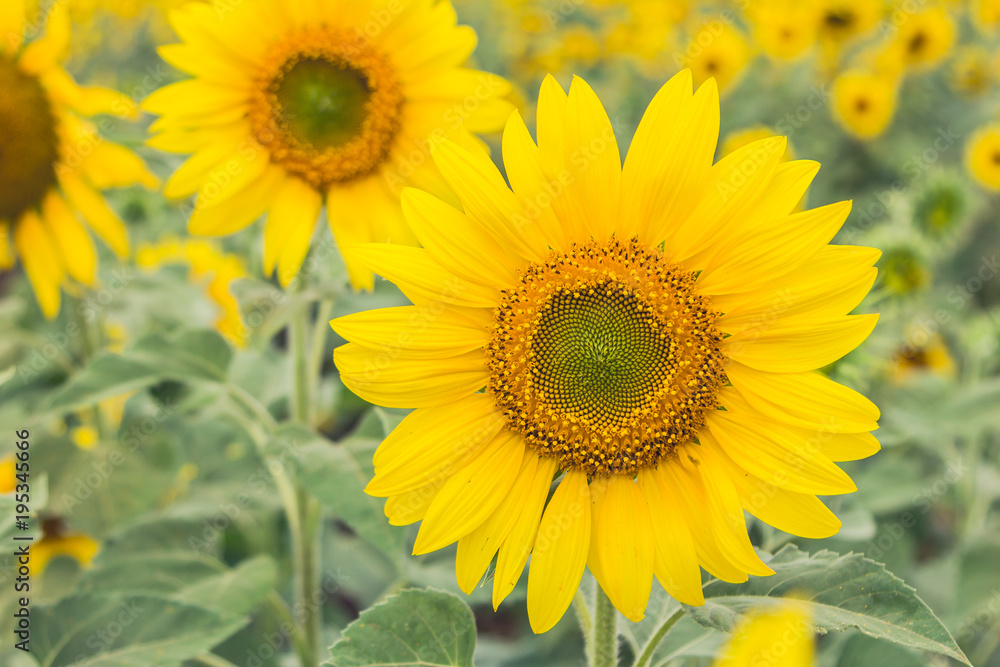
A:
326 588 476 667
77 552 278 616
297 428 405 568
48 328 231 411
683 545 971 665
31 594 248 667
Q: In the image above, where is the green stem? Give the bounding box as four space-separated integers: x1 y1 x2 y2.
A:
74 293 109 438
634 609 685 667
573 589 594 657
289 306 323 667
306 300 334 425
194 654 239 667
591 586 618 667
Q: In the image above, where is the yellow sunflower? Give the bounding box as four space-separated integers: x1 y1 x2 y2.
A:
747 0 820 62
684 23 752 94
887 5 955 71
144 0 513 290
950 46 993 96
966 124 1000 190
333 71 881 632
0 1 158 317
713 601 813 666
32 517 100 576
832 70 898 139
890 334 956 384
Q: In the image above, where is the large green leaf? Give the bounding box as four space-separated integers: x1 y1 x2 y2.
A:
683 545 971 665
326 588 476 667
298 427 406 568
31 594 248 667
48 329 231 411
76 552 277 616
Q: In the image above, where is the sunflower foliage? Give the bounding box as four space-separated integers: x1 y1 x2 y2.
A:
1 1 999 667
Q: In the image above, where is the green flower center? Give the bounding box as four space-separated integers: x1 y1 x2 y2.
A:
0 58 59 222
275 58 371 150
532 284 673 429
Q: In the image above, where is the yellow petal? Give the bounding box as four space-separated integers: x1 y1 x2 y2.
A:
527 470 592 633
638 470 704 606
456 448 539 594
143 79 248 119
593 475 655 622
701 432 842 540
332 305 490 360
187 166 285 236
262 176 322 287
349 244 499 308
366 394 505 495
655 462 749 584
707 407 858 495
41 191 96 285
57 172 129 257
14 210 63 318
161 124 254 198
714 602 814 667
501 110 569 251
19 3 70 74
819 431 881 462
726 361 880 432
0 0 25 55
562 76 621 242
413 431 524 554
431 139 548 262
401 187 521 289
493 456 559 609
82 141 158 190
626 73 718 246
724 313 878 374
384 481 444 526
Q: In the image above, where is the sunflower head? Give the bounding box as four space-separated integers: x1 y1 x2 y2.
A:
878 245 929 296
334 70 880 633
685 23 751 94
832 70 898 139
892 6 955 70
146 0 513 291
950 46 993 96
913 178 968 239
890 334 956 383
32 516 100 576
966 124 1000 190
748 0 820 61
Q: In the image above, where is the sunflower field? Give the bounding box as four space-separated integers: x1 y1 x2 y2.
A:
2 0 1000 665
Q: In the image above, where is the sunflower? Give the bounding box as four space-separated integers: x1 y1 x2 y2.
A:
832 70 898 139
713 601 813 666
815 0 882 46
890 334 956 383
684 23 752 94
971 0 1000 32
966 124 1000 190
950 46 994 96
32 516 100 576
144 0 513 291
888 5 955 71
0 1 158 317
333 71 881 632
747 0 820 62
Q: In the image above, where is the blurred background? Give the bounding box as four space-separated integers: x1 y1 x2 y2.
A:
2 0 1000 665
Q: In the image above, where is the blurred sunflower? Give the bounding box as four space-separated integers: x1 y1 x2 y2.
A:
0 455 15 493
714 602 813 666
685 23 752 94
832 70 898 139
888 5 956 71
0 1 158 317
144 0 513 290
815 0 882 50
950 46 994 95
971 0 1000 32
966 124 1000 190
890 334 956 383
32 516 100 576
334 71 881 632
747 0 820 61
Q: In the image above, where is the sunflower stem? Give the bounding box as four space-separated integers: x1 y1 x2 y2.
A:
289 306 323 667
633 609 685 667
591 586 618 667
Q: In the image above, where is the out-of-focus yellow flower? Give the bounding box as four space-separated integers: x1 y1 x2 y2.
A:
0 456 15 494
0 0 158 317
950 46 994 95
685 23 752 95
913 179 967 238
890 334 956 383
713 602 814 666
70 425 99 450
966 124 1000 190
832 71 898 139
32 517 100 576
816 0 883 46
138 238 249 346
971 0 1000 31
887 5 956 71
748 0 820 61
550 26 603 68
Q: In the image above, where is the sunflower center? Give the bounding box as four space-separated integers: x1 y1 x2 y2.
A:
249 29 404 188
0 58 59 222
487 238 727 477
907 31 927 56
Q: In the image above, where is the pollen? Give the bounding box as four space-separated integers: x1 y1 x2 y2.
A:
248 29 404 189
486 238 727 478
0 57 59 223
